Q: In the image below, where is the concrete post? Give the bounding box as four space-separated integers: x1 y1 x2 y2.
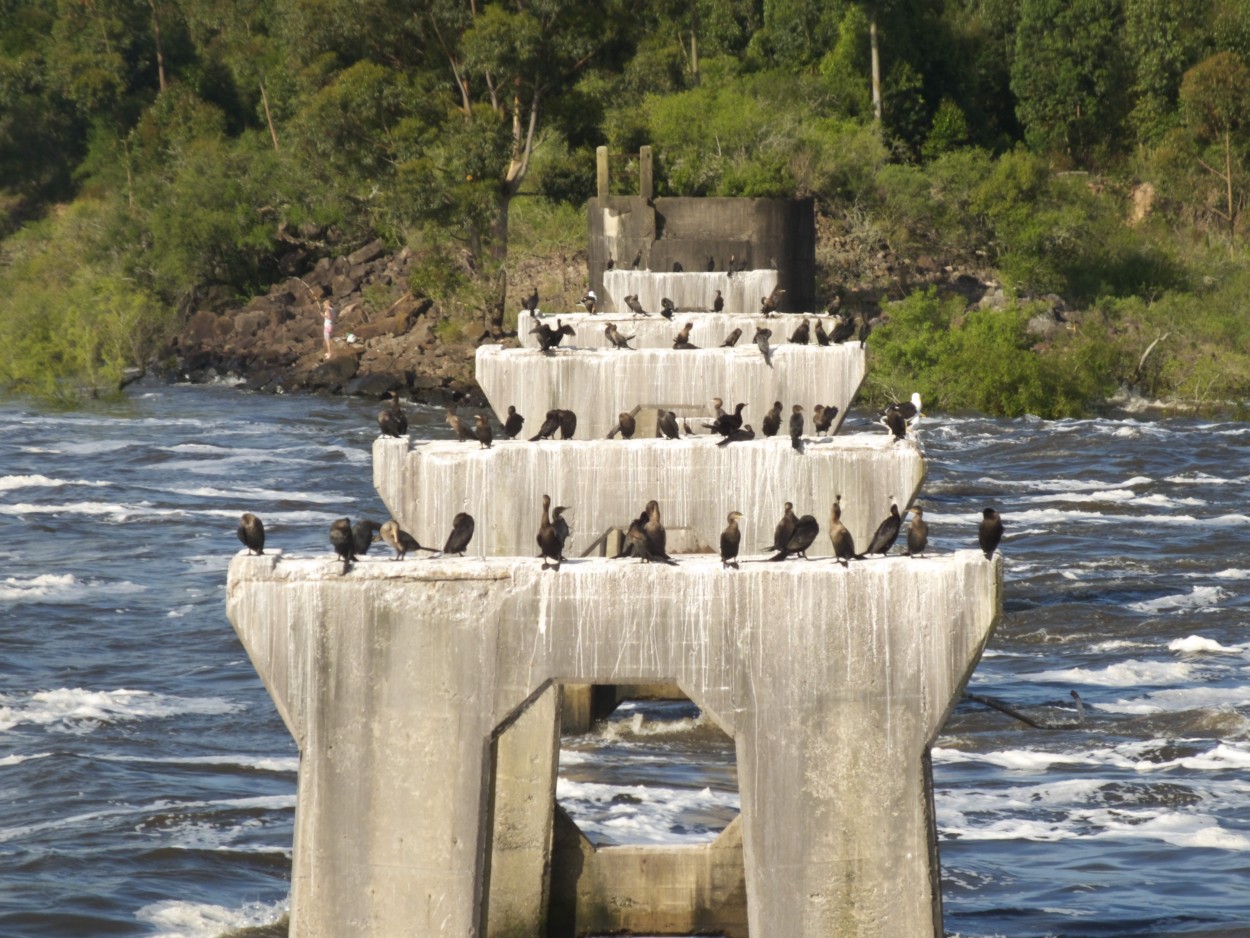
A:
596 145 609 199
639 145 653 201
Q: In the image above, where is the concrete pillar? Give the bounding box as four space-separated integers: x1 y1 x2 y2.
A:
226 552 1001 938
639 145 653 201
596 145 609 199
372 434 924 560
474 344 867 441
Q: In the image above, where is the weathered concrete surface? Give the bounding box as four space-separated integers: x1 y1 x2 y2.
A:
226 551 1001 938
475 344 866 441
519 309 836 351
372 433 924 559
601 269 779 317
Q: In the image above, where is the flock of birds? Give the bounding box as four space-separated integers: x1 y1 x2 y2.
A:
236 386 1004 572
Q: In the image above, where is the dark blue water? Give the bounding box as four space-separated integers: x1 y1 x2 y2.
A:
2 384 1248 937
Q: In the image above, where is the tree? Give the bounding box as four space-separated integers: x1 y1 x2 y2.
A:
1179 51 1250 238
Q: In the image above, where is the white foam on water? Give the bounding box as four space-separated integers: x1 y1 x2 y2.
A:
166 483 352 504
1212 568 1250 580
0 473 110 492
100 753 298 773
1165 471 1242 485
973 474 1154 493
1017 488 1139 505
0 752 51 767
42 440 132 456
933 747 1095 771
1089 639 1154 652
1089 810 1250 851
599 711 707 740
1021 659 1194 687
135 898 288 938
0 688 240 733
1169 635 1242 654
0 500 344 526
0 573 144 603
1096 685 1250 715
1128 586 1227 614
556 777 739 845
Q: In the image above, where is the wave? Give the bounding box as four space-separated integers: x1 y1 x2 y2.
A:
135 898 288 938
0 573 144 603
1128 586 1227 614
0 687 240 733
1021 659 1195 687
0 473 110 492
1169 635 1244 654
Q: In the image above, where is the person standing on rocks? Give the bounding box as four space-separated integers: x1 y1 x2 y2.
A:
321 299 337 360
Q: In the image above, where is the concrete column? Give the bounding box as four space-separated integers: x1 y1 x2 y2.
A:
596 146 609 199
227 552 1000 938
639 145 653 200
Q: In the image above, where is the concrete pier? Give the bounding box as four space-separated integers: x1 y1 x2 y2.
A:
519 310 839 351
475 344 866 441
601 269 779 316
226 552 1001 938
372 433 924 559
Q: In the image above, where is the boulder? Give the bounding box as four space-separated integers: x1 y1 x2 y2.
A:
348 239 386 266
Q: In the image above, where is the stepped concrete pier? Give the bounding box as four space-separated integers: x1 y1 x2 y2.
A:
372 433 924 558
519 309 839 351
600 268 779 316
227 552 1001 938
475 344 866 441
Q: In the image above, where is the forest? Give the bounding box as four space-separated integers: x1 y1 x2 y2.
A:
1 0 1249 413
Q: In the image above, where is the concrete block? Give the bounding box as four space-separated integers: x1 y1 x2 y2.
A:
519 309 843 351
226 551 1001 938
474 344 866 441
372 433 924 559
602 268 778 316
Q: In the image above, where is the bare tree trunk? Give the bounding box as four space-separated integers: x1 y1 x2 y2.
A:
870 9 882 123
147 0 166 92
690 0 699 85
1226 129 1235 239
260 81 280 151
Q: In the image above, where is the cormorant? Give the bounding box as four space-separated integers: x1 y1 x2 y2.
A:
446 406 470 442
716 424 755 446
522 286 539 314
352 519 382 556
529 409 562 441
906 505 928 557
380 519 429 560
720 511 743 569
828 496 856 567
813 318 830 346
720 327 741 347
881 406 907 441
558 409 577 439
442 512 475 555
813 404 839 434
537 494 570 570
864 500 902 556
624 294 650 317
608 412 637 439
672 261 683 272
673 321 698 349
789 318 810 345
712 290 724 312
858 312 873 347
631 249 642 269
607 256 615 269
377 389 408 438
504 405 525 439
473 414 493 449
761 401 783 437
643 500 675 564
552 505 571 561
330 518 355 574
237 513 264 555
605 323 636 349
768 502 798 553
658 410 681 440
530 318 575 352
754 327 773 366
830 314 856 344
789 404 804 451
661 297 676 320
893 393 923 421
578 290 597 315
979 507 1004 560
709 402 746 436
706 255 716 272
769 513 819 561
760 286 785 316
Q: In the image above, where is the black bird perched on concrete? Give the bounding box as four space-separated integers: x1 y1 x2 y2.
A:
608 412 636 439
522 285 538 314
789 404 805 451
864 500 902 557
473 414 493 449
789 317 811 345
881 406 907 441
728 254 748 276
377 389 408 438
711 402 747 436
712 290 724 312
446 405 471 442
504 405 525 439
673 321 698 349
529 409 562 441
716 424 755 446
979 507 1004 560
761 401 783 437
237 513 264 555
760 286 785 317
380 519 430 560
813 318 830 346
720 511 743 570
906 505 929 557
606 256 615 269
769 512 819 561
661 297 677 320
643 500 675 564
893 393 923 421
624 294 650 317
537 494 570 570
330 518 355 574
578 290 597 315
658 410 681 440
631 249 642 269
442 512 475 556
672 261 683 272
830 313 856 344
828 496 856 567
352 519 383 556
813 404 839 434
720 327 741 347
558 409 577 439
754 327 773 366
706 255 716 272
858 312 874 347
530 318 575 352
605 323 636 349
767 502 798 553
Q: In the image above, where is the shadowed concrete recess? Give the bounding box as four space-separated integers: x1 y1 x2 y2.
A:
475 344 866 441
227 552 1001 938
518 309 841 351
372 433 924 558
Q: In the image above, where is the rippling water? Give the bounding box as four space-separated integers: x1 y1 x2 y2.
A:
1 384 1247 937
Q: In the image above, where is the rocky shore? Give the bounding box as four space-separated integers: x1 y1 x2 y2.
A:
165 239 500 406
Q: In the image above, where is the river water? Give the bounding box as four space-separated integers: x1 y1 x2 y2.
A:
1 383 1247 937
